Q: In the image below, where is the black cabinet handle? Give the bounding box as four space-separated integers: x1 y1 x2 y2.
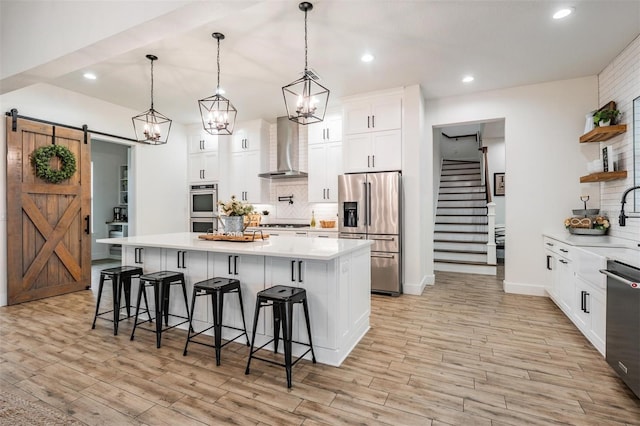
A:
181 251 186 269
580 290 585 311
84 215 90 234
234 256 239 275
559 259 568 264
546 255 552 270
177 251 181 268
367 116 370 128
135 247 143 264
291 260 296 282
298 261 303 283
367 155 370 168
326 128 330 140
584 292 590 313
323 188 326 199
372 115 375 128
559 248 569 253
327 188 330 199
322 129 326 140
546 242 554 247
228 255 233 275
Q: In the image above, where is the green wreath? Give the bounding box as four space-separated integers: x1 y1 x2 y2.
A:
31 145 77 184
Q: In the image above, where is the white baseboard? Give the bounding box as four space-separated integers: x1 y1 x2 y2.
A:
403 274 434 295
503 279 547 296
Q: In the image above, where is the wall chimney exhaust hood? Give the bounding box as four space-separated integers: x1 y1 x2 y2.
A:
258 116 308 179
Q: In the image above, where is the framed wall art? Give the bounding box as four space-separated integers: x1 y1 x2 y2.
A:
494 172 505 196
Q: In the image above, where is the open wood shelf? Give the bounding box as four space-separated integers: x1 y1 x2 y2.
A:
579 124 627 143
580 170 627 183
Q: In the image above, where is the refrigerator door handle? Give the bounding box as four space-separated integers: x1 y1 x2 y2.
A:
371 236 396 241
368 182 372 225
363 182 368 226
372 253 395 258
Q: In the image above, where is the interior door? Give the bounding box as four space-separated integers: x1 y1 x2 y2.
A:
6 117 91 304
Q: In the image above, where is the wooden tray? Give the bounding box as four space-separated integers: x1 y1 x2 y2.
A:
198 232 269 242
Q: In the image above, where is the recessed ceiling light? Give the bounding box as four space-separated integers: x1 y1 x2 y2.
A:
553 8 573 19
83 72 97 80
361 53 374 63
462 75 474 83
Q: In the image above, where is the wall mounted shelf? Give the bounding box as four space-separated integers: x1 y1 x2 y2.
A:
580 170 627 183
579 124 627 143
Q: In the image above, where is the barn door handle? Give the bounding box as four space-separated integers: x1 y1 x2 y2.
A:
84 215 90 234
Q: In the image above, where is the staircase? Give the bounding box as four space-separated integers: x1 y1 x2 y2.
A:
434 159 497 275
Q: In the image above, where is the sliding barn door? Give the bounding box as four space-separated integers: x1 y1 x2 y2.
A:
6 117 91 305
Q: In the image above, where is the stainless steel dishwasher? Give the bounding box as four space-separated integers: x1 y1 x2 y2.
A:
601 260 640 398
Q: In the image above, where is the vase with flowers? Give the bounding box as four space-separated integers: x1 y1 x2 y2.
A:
218 195 254 234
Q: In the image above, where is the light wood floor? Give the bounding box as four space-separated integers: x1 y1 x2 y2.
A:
1 261 639 425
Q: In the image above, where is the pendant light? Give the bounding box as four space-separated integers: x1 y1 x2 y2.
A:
282 2 329 125
198 32 237 135
132 54 172 144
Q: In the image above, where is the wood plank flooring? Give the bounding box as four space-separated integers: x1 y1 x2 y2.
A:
1 261 639 425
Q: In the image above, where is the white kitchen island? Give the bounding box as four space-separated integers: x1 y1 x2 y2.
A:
97 232 372 366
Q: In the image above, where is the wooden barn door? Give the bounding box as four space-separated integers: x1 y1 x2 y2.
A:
6 117 91 305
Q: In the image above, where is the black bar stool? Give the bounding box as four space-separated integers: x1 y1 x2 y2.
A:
92 266 148 335
245 285 316 388
130 271 191 348
183 277 250 365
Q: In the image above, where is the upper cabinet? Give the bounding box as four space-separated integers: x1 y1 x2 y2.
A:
308 112 343 202
344 94 402 135
188 127 220 183
225 119 269 203
342 92 403 173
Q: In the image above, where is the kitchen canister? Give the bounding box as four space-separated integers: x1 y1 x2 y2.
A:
222 216 245 234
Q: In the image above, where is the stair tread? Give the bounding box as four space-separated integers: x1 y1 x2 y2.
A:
434 239 487 244
434 259 490 266
434 231 488 234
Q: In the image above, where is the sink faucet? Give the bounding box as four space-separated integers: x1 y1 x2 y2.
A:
619 185 640 226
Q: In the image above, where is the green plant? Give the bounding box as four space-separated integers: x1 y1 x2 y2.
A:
593 109 620 125
218 195 254 216
31 144 77 184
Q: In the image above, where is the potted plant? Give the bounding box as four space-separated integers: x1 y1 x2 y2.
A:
218 195 254 233
261 209 270 224
593 109 620 127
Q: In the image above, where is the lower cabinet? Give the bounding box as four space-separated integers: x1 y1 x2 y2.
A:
164 249 210 324
543 237 607 356
265 257 335 349
210 253 265 336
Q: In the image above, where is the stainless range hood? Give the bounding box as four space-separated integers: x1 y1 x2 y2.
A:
258 117 308 179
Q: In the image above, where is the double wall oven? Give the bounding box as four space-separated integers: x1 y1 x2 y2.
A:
190 183 218 233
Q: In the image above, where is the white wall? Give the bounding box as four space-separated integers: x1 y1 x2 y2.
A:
91 140 128 259
0 83 188 306
597 35 640 242
425 76 598 295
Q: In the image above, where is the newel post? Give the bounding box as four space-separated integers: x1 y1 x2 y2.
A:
487 202 497 265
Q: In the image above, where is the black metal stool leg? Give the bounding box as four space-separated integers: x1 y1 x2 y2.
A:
236 286 250 346
213 290 223 366
112 274 120 335
245 299 263 375
122 275 132 318
130 279 145 341
302 299 317 363
180 278 193 332
92 273 106 329
273 304 281 354
155 282 164 348
183 286 199 356
162 281 170 326
283 301 294 388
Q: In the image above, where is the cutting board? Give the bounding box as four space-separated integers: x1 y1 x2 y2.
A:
198 233 270 242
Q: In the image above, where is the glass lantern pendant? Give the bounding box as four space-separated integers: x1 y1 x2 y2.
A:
282 2 329 125
198 32 237 135
132 54 172 145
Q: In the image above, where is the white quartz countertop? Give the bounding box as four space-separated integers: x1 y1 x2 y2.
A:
97 232 371 260
245 226 338 233
544 232 640 267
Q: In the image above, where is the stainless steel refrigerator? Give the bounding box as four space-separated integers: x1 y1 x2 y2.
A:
338 171 402 295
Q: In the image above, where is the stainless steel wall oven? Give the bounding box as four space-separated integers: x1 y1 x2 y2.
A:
190 184 218 218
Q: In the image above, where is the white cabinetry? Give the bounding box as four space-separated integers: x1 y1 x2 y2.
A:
211 253 265 336
343 93 402 173
543 236 607 356
308 141 342 202
308 113 342 144
226 119 269 203
164 249 211 324
266 257 335 349
307 230 338 239
189 128 220 183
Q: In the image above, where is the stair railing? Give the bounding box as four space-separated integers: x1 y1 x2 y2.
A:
481 147 497 265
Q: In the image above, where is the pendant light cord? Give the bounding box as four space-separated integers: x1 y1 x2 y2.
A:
304 7 308 73
149 57 155 110
217 36 221 93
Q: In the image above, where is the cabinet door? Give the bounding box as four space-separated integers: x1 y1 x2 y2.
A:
243 150 265 203
588 288 606 355
555 257 573 315
325 141 342 201
370 95 402 131
228 151 245 199
211 254 265 336
344 101 371 135
370 130 401 171
573 278 590 333
202 151 220 181
325 114 343 142
544 250 556 297
307 121 326 146
189 154 206 183
343 133 371 173
231 128 248 152
308 144 328 202
164 250 210 323
189 131 218 153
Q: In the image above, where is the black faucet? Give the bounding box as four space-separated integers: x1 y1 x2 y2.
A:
619 185 640 226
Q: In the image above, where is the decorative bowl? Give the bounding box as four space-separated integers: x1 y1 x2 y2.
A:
319 220 336 228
